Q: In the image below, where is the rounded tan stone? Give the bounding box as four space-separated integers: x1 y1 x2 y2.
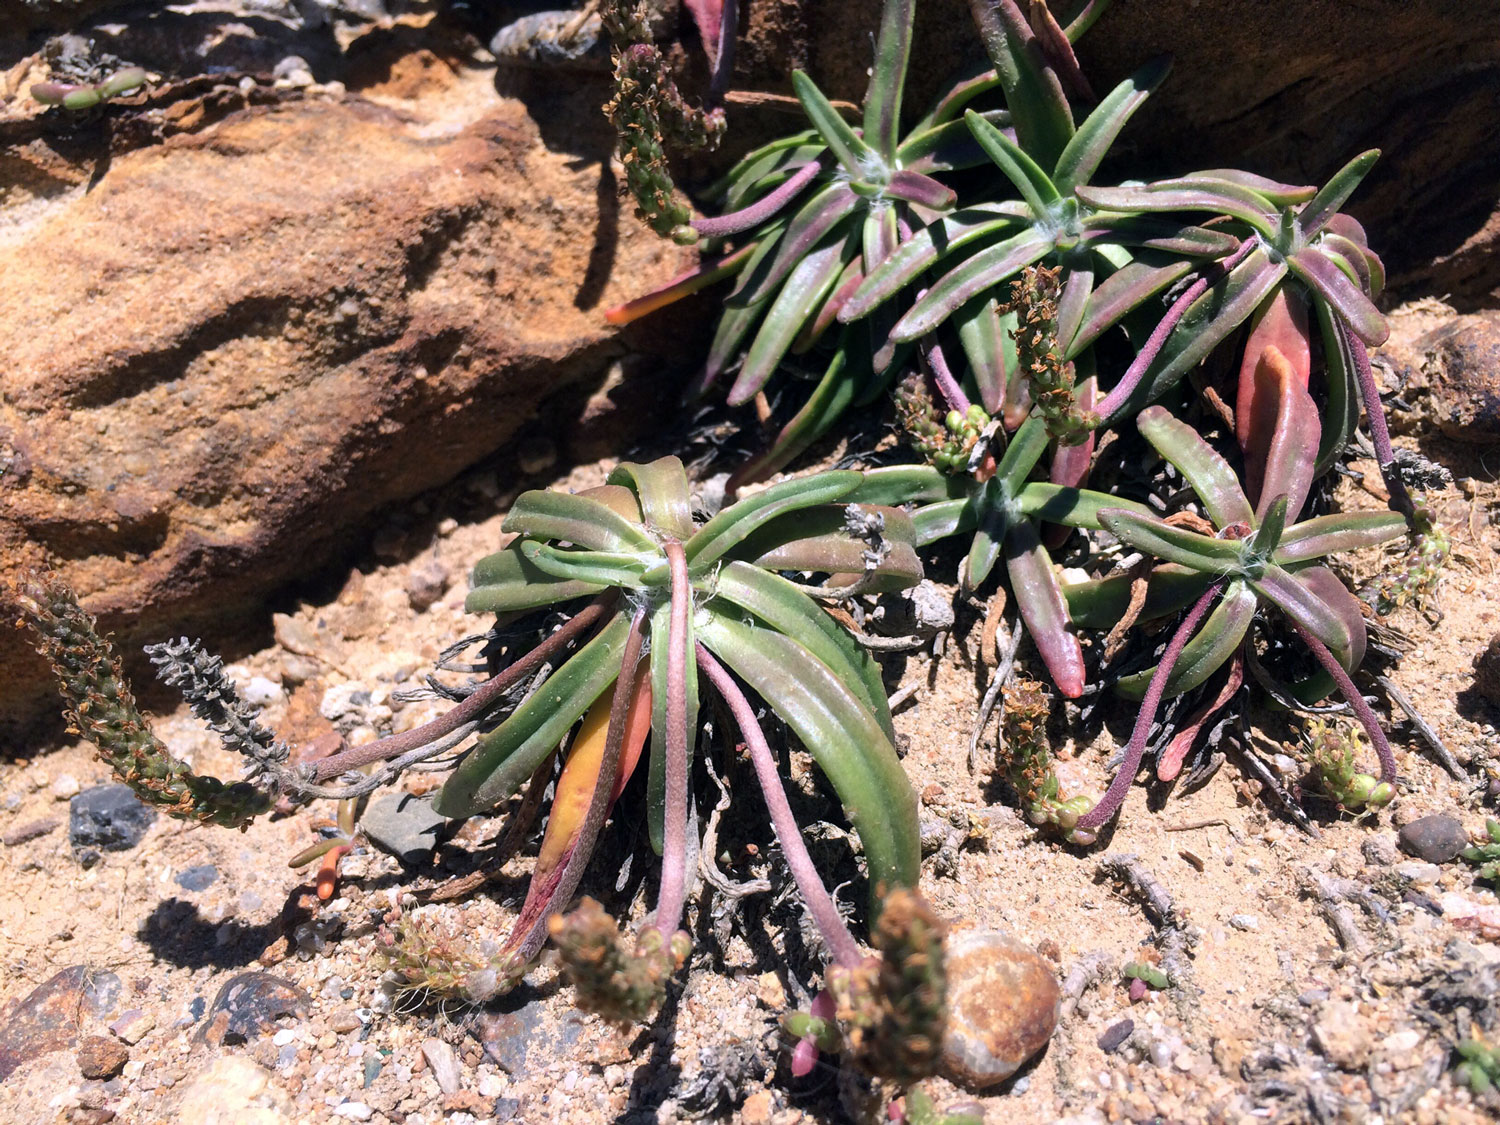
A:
941 928 1061 1089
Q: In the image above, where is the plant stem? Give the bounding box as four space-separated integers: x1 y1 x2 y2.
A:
691 160 823 239
1285 618 1397 785
1341 323 1416 519
656 541 693 937
312 594 617 781
695 644 864 968
1095 238 1256 421
503 607 650 967
1076 580 1225 831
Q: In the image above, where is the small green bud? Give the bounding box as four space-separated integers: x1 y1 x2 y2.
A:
99 67 147 98
945 410 964 433
1367 781 1396 807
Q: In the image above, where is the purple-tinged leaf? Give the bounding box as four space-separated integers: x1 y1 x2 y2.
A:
739 503 922 587
1175 169 1314 206
884 170 959 211
686 470 861 570
1296 149 1380 238
1056 265 1094 351
1312 297 1360 475
1026 0 1093 102
1067 256 1192 356
1106 246 1287 419
729 230 858 405
955 294 1011 414
696 616 920 905
1237 285 1311 458
1253 359 1320 522
1137 405 1254 530
1062 0 1112 42
964 109 1061 214
466 548 607 614
1289 566 1369 676
1063 563 1212 629
864 0 915 162
1274 511 1407 564
1117 578 1255 699
893 228 1053 340
862 204 900 273
723 144 824 212
1005 517 1086 697
1075 181 1279 238
728 345 858 489
839 205 1026 322
1099 508 1243 570
968 0 1075 168
733 181 859 305
792 69 877 174
996 413 1052 482
1082 214 1240 257
1157 652 1243 780
914 497 978 545
898 108 1011 174
518 542 653 588
795 256 865 353
1250 495 1289 557
1313 232 1374 294
1053 56 1171 193
1320 210 1370 249
967 483 1007 588
848 464 968 507
911 61 1001 132
1250 564 1359 671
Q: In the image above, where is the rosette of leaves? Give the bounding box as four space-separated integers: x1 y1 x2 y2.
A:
837 2 1239 422
1063 366 1407 831
429 456 924 1010
851 413 1149 697
1074 150 1392 462
608 0 1008 482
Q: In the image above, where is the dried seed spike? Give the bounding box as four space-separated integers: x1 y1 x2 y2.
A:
1006 265 1099 445
550 897 689 1026
12 572 272 829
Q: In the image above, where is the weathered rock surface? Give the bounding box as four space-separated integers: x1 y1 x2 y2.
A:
1 61 686 736
728 1 1500 303
941 927 1061 1089
0 965 121 1080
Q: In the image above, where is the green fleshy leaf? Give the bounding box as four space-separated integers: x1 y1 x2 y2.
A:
1100 509 1243 571
686 471 862 571
1116 579 1253 699
503 490 652 552
1137 405 1254 530
1053 56 1171 193
608 458 695 541
518 542 656 589
1273 511 1407 564
793 69 878 175
964 109 1060 214
467 548 606 613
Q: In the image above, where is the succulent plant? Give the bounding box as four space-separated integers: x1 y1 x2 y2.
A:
430 456 925 1013
1461 819 1500 892
1063 364 1407 830
32 66 146 110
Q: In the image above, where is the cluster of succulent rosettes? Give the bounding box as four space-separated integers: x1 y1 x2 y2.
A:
1461 819 1500 892
1302 717 1395 811
895 374 992 475
13 574 273 830
1002 680 1096 843
601 1 725 241
1009 266 1098 446
32 66 146 110
1369 505 1451 616
821 888 948 1085
549 898 691 1025
1455 1035 1500 1097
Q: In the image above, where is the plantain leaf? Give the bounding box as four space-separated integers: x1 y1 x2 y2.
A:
608 458 695 541
893 228 1056 341
707 561 894 738
1100 509 1244 571
1076 181 1279 239
1005 517 1086 697
467 547 606 614
687 471 862 571
1116 579 1254 699
793 69 877 174
1287 248 1388 346
846 464 968 507
1137 405 1254 530
434 612 630 818
518 542 656 589
1254 364 1320 523
1014 483 1149 529
864 0 915 161
1068 255 1193 357
1296 149 1380 238
968 0 1075 169
1274 511 1407 564
1250 564 1359 670
955 293 1011 414
1053 56 1171 193
738 504 923 587
698 616 920 906
1063 563 1212 629
964 109 1060 214
742 181 861 303
1313 296 1362 475
503 489 652 552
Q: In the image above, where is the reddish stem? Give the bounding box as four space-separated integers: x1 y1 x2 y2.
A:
692 160 823 240
655 541 693 938
922 334 972 415
1095 239 1257 421
311 595 616 781
1285 618 1397 785
1341 325 1416 519
1076 580 1226 831
695 644 864 968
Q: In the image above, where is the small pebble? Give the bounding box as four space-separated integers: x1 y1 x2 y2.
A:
1398 814 1468 864
1097 1019 1133 1054
1361 835 1400 867
421 1037 462 1095
332 1103 374 1121
175 864 219 892
242 676 283 707
1395 861 1442 886
50 774 80 801
941 929 1061 1089
1228 914 1260 932
109 1009 155 1045
76 1035 129 1079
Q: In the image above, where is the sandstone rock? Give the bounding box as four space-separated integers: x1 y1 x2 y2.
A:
941 928 1061 1090
0 966 121 1080
1409 314 1500 443
0 69 687 737
174 1055 292 1125
75 1035 128 1079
